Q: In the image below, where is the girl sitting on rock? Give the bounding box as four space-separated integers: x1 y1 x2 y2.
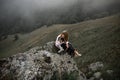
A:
55 31 81 57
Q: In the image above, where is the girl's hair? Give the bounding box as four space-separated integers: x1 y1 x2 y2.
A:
61 31 69 41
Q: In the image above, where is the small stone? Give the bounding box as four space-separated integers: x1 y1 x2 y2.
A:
89 77 95 80
100 78 103 80
93 72 102 79
106 70 113 74
89 62 104 71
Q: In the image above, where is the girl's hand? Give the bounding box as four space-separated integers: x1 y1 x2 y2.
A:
66 42 69 49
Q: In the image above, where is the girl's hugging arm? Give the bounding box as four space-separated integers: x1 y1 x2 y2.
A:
56 34 61 42
65 41 69 51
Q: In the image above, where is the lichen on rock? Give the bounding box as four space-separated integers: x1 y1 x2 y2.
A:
0 41 86 80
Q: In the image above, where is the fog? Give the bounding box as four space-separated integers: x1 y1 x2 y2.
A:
0 0 119 18
0 0 78 18
0 0 120 35
80 0 120 12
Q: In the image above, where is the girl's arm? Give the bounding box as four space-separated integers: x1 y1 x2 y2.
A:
65 41 69 51
56 34 61 42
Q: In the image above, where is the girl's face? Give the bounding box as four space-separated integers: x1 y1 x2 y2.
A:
61 34 65 38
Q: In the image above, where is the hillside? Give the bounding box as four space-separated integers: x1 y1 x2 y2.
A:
0 14 120 79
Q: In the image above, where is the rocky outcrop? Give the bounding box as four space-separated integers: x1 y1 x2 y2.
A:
0 41 86 80
88 62 104 72
81 61 114 80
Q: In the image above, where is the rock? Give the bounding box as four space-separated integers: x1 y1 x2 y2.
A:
100 78 103 80
89 77 95 80
89 62 104 71
43 41 55 52
0 41 86 80
106 70 113 74
43 41 59 53
93 72 102 79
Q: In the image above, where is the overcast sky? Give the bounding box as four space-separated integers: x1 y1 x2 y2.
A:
0 0 119 18
0 0 78 17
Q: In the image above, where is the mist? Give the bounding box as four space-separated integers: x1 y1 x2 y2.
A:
0 0 120 35
0 0 119 18
0 0 78 18
80 0 120 12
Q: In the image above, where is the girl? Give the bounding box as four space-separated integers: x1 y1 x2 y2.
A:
55 31 68 53
55 31 81 57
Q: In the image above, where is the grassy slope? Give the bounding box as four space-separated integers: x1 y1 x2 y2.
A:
0 13 120 78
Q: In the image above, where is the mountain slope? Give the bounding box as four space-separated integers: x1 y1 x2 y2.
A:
0 14 120 79
0 13 120 58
